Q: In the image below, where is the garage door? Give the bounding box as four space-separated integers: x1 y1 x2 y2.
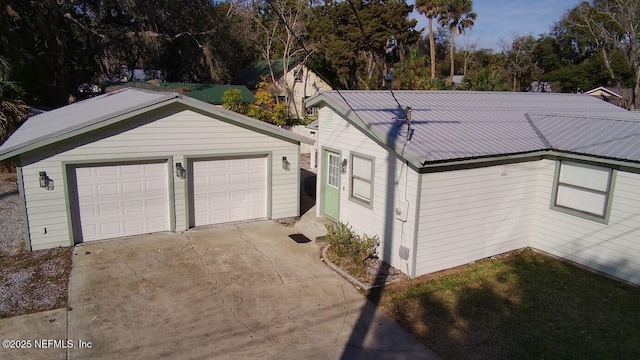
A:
192 157 266 226
75 162 170 242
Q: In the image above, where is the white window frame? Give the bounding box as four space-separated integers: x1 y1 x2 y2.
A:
304 96 318 116
327 153 340 189
349 153 374 208
550 160 616 223
294 67 303 82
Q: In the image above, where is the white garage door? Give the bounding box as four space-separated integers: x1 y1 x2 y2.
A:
75 162 170 242
192 157 266 226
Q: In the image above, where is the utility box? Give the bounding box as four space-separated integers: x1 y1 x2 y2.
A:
395 200 409 221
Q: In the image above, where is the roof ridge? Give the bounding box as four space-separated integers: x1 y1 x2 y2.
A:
528 112 640 123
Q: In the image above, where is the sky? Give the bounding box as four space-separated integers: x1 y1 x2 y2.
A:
409 0 583 51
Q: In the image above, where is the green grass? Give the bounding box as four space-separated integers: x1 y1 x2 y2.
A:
369 249 640 360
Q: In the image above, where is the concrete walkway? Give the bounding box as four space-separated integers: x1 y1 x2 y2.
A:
1 221 439 360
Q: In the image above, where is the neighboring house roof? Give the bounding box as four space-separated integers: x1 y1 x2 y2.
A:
232 58 300 90
585 86 634 109
585 86 622 98
305 119 319 130
307 90 640 169
452 75 464 85
105 82 255 104
0 88 312 161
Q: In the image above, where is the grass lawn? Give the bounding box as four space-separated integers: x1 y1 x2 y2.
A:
366 248 640 360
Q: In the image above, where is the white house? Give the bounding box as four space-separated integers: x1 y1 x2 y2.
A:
233 59 333 120
0 88 313 250
286 63 333 120
585 86 630 109
307 90 640 285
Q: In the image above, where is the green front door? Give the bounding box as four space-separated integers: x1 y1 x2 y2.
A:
323 150 340 220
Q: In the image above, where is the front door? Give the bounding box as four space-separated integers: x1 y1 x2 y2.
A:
323 150 340 220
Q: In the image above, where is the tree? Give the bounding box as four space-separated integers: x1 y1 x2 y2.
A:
247 78 289 125
566 0 640 108
463 68 509 91
393 47 431 89
438 0 477 83
415 0 444 78
500 34 540 91
310 0 419 89
222 88 246 114
1 1 102 106
237 0 314 118
0 56 29 144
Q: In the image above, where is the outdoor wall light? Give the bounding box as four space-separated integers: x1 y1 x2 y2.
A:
341 159 348 174
39 171 54 190
175 162 186 179
282 156 291 171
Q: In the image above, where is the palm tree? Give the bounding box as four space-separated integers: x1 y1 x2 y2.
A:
0 56 29 144
439 0 477 83
415 0 444 79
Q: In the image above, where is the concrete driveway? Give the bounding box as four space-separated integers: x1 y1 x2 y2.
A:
1 220 439 359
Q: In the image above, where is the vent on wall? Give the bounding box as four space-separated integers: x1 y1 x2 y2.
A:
321 109 334 133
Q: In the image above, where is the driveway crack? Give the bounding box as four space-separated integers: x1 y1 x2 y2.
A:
185 232 284 347
234 224 285 285
336 283 350 345
124 259 148 295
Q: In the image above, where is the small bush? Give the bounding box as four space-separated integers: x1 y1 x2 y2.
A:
325 222 379 263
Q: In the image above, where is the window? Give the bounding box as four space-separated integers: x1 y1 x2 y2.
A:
294 67 303 82
350 153 374 206
306 106 318 116
552 161 614 221
304 96 317 116
328 153 340 188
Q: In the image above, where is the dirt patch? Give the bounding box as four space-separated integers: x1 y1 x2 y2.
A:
324 245 408 288
0 172 72 318
0 247 72 318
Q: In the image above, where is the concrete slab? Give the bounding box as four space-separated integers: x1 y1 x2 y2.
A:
0 308 67 360
4 220 441 359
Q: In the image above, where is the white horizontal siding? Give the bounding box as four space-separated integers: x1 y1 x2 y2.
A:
317 107 418 273
532 159 640 285
415 162 539 276
20 109 300 249
316 106 640 285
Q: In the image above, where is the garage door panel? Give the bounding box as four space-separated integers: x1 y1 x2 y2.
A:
98 203 121 216
146 198 167 211
193 157 266 226
95 166 118 176
146 179 167 192
230 190 246 202
124 219 144 233
77 185 95 198
230 174 246 185
120 166 141 175
75 162 169 242
249 172 265 184
122 182 142 194
99 221 122 236
79 205 96 217
123 200 143 214
211 175 227 186
147 216 168 230
97 183 119 196
75 167 92 178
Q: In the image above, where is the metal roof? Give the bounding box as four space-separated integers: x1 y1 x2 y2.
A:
307 90 640 167
0 88 313 161
106 82 256 104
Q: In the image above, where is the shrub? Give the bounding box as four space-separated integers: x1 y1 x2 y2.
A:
325 222 379 263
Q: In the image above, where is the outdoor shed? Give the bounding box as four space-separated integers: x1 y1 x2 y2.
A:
0 88 313 250
307 91 640 285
